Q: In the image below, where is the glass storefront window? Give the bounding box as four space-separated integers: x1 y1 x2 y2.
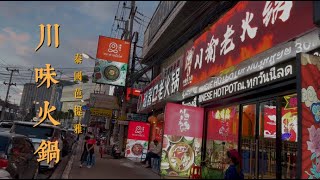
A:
203 105 239 179
281 94 298 179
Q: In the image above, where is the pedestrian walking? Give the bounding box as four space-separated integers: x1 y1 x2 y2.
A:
224 149 244 180
86 133 96 168
79 134 90 168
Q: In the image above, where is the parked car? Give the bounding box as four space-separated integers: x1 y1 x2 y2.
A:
61 129 76 157
0 122 13 133
0 169 11 179
0 132 39 179
10 121 63 169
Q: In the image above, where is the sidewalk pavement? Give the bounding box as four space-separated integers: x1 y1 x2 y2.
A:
66 138 161 179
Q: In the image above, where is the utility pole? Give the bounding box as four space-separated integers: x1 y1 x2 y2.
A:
128 32 139 114
129 1 136 41
115 0 136 153
1 68 19 121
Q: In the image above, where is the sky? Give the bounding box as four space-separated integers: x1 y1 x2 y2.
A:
0 1 159 106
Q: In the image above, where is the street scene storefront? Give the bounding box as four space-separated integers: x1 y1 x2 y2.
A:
136 1 320 179
178 1 320 179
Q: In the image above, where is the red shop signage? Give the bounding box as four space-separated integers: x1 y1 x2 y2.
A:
181 1 315 90
164 103 204 138
127 121 150 141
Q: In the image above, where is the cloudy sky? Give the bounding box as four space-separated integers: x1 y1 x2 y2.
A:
0 1 158 105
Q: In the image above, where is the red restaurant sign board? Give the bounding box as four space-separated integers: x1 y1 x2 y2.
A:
96 36 131 64
164 103 204 138
181 1 315 90
127 121 150 141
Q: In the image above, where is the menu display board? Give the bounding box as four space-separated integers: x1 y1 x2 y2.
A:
160 103 204 177
206 105 239 174
125 121 150 160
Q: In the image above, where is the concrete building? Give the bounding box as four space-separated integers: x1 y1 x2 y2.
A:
19 83 37 113
20 83 63 114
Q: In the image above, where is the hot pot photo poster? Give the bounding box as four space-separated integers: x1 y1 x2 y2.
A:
125 121 150 160
161 103 204 177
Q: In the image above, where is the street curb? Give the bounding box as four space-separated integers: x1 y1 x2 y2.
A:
62 140 82 179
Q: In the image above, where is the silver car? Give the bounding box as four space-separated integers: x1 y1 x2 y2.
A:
0 169 11 179
10 121 63 169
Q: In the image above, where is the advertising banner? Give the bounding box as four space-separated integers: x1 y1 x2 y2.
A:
89 108 112 117
92 59 127 87
96 35 131 64
161 103 204 177
181 1 315 90
125 121 150 160
299 54 320 179
89 93 119 110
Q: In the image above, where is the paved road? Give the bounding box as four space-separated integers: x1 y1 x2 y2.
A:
68 141 160 179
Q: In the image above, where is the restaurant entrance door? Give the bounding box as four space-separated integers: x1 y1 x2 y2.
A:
240 94 298 179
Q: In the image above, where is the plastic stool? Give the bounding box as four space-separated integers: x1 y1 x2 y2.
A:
189 165 202 179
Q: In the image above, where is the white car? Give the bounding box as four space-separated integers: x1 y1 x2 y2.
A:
10 121 63 169
0 169 11 179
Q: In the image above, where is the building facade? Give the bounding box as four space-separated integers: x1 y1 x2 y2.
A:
137 1 320 179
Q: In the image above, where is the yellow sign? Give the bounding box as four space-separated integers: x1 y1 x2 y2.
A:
34 101 60 127
74 105 83 117
74 71 82 82
74 123 82 134
74 53 83 64
90 108 112 117
74 88 83 99
34 140 60 164
35 24 60 52
117 115 127 121
35 64 59 88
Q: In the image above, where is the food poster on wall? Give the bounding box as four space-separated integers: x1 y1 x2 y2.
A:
161 103 204 177
203 105 239 179
299 54 320 179
281 94 298 142
125 121 150 161
263 104 298 141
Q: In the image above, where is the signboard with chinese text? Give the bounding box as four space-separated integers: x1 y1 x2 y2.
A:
96 36 131 64
138 56 182 112
182 29 320 100
181 1 315 90
89 108 112 117
161 103 204 177
125 121 150 160
206 105 239 174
